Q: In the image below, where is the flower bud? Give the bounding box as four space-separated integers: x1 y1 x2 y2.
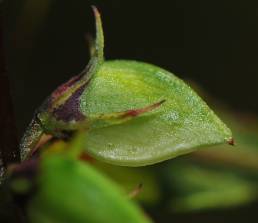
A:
20 7 232 166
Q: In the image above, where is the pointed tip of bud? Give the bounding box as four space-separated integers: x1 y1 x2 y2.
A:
90 5 104 62
91 5 100 18
227 137 235 146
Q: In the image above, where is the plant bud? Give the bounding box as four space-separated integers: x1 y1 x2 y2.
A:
20 7 232 166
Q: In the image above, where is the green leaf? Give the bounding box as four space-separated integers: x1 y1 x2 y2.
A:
164 161 256 212
93 161 161 205
28 140 151 223
80 60 232 166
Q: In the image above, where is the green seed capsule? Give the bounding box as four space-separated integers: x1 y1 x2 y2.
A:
20 7 232 166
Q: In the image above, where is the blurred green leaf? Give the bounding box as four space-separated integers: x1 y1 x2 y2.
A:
165 161 257 212
94 161 161 205
27 135 151 223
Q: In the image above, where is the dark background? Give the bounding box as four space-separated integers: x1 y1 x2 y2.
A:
4 0 258 136
3 1 258 222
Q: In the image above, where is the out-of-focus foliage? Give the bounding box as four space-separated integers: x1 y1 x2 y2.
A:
6 134 152 223
165 159 257 212
94 161 161 205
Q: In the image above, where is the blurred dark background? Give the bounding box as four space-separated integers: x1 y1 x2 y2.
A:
2 0 258 222
4 0 258 136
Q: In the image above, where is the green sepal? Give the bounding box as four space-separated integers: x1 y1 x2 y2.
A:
80 60 232 166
